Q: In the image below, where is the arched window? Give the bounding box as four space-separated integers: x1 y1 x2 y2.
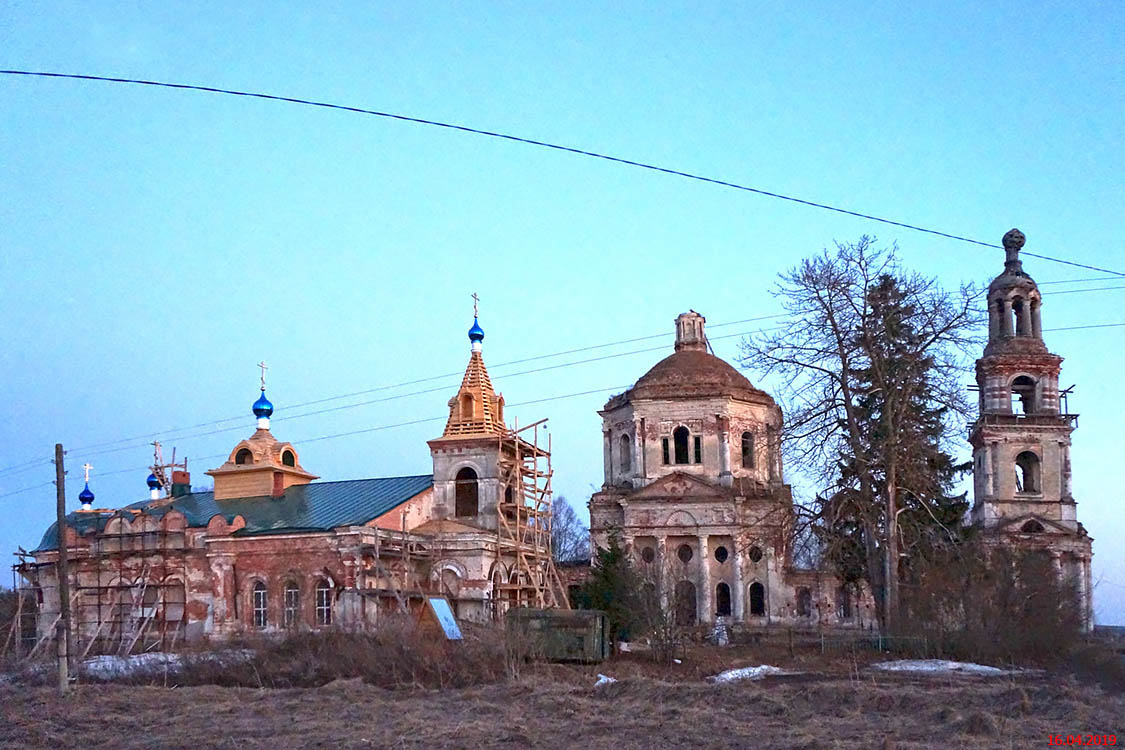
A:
796 587 812 618
455 467 479 516
235 448 253 465
252 582 268 628
673 426 690 465
283 581 300 627
141 584 158 618
674 580 697 626
460 393 474 420
748 582 765 616
1013 296 1027 336
715 583 732 617
741 431 755 468
1011 376 1037 415
1015 451 1041 493
836 586 852 620
281 450 296 467
164 581 186 623
619 434 631 474
1021 519 1045 534
315 579 333 626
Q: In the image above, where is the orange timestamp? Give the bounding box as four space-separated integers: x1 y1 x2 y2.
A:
1048 736 1116 746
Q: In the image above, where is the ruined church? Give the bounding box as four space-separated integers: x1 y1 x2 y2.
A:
15 229 1093 652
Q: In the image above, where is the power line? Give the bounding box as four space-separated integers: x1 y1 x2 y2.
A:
1042 286 1125 296
3 69 1123 279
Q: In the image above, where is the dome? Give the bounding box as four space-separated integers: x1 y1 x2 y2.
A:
468 317 485 343
146 473 160 490
252 390 274 418
614 349 773 405
78 482 95 506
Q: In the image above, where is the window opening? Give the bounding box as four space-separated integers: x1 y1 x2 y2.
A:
661 438 670 465
284 582 299 627
741 431 755 468
1021 519 1045 534
749 582 765 616
235 448 252 465
837 586 852 620
748 545 763 563
619 434 631 474
714 545 729 563
315 579 333 626
1013 297 1026 336
693 435 702 464
716 583 732 617
252 582 268 628
455 467 479 516
673 426 690 464
796 587 812 617
1011 376 1036 415
676 543 694 563
281 450 296 467
640 546 655 563
460 393 474 420
1015 451 1041 493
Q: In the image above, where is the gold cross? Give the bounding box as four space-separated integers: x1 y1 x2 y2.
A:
258 361 268 391
82 462 93 483
471 292 479 318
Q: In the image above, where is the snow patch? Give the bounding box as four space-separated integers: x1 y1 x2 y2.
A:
594 674 618 686
871 659 1018 676
709 665 799 683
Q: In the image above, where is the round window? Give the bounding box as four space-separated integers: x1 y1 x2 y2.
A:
677 544 694 563
714 546 729 563
748 545 763 563
641 546 655 563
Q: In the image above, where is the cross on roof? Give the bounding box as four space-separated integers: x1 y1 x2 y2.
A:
258 360 268 391
471 292 479 318
82 462 92 483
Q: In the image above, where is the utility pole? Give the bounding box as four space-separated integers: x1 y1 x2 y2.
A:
54 443 71 695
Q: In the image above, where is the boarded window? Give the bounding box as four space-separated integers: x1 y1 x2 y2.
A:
455 467 479 516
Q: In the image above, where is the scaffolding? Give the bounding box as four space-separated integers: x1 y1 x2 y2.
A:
493 418 568 615
9 513 188 660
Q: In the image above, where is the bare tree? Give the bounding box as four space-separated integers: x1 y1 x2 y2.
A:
740 237 981 632
550 496 590 563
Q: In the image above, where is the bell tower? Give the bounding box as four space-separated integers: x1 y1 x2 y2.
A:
969 229 1092 627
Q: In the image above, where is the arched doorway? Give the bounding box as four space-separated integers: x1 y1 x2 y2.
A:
674 580 697 626
748 581 765 616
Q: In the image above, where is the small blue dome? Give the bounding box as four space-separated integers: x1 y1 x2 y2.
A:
147 473 160 490
468 317 485 343
252 390 274 418
78 482 95 506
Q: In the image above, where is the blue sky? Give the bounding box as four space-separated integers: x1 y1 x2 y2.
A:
1 2 1122 622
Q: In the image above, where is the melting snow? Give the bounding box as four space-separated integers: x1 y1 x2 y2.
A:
709 665 798 683
594 674 618 686
871 659 1018 675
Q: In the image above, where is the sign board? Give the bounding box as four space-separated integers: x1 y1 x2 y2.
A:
426 596 463 640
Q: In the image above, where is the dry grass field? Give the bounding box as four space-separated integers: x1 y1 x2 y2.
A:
1 642 1121 750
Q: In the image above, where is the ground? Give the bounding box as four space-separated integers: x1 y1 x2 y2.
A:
1 645 1121 749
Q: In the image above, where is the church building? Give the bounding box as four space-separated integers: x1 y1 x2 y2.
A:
17 315 563 650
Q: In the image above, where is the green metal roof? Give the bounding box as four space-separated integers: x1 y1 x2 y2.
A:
33 474 433 552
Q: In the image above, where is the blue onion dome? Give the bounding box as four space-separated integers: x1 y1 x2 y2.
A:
252 390 274 418
468 317 485 343
78 482 95 505
146 473 160 490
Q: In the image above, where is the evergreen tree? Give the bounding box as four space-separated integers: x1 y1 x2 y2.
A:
578 527 641 646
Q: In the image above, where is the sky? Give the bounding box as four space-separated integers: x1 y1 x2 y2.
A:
1 2 1122 623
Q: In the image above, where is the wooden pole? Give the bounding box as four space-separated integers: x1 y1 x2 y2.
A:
54 443 71 694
